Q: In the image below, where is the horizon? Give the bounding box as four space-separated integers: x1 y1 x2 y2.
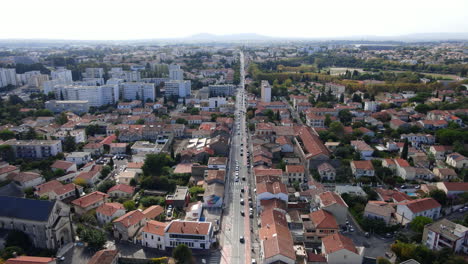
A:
2 0 468 41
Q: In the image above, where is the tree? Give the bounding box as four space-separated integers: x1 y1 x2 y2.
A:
63 133 76 152
401 139 409 160
80 227 106 249
74 178 88 188
415 104 432 114
329 121 344 136
429 189 447 206
188 186 204 196
55 112 68 125
324 114 332 127
100 165 112 179
172 244 193 264
142 153 173 176
0 130 15 140
338 109 353 125
376 257 392 264
410 216 433 233
136 119 145 125
141 196 165 207
97 180 116 193
123 200 136 211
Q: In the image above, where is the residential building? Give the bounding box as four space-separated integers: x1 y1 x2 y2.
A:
350 160 375 178
446 153 468 169
8 171 45 189
164 220 213 249
284 165 305 184
261 80 272 103
164 80 191 98
166 186 190 208
317 162 336 181
207 157 228 170
257 181 288 205
34 180 82 201
208 84 236 96
87 250 119 264
302 209 339 243
169 64 183 81
107 184 135 199
422 218 468 253
5 256 56 264
0 163 19 181
317 191 348 225
0 68 17 87
350 140 374 159
122 82 155 102
322 233 364 264
96 203 126 225
396 198 441 222
6 140 62 159
335 185 367 197
45 100 90 114
142 220 168 250
364 202 395 225
83 68 104 79
71 191 109 215
0 196 73 250
436 182 468 197
51 69 73 83
66 152 92 165
113 210 146 241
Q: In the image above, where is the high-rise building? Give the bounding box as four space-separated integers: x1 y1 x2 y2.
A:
0 68 17 87
56 84 119 107
169 64 183 81
51 68 73 84
83 68 104 79
261 80 271 103
164 80 191 98
121 82 155 102
109 68 140 82
208 84 237 97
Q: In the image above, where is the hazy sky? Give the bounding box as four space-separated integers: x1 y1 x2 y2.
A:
2 0 468 40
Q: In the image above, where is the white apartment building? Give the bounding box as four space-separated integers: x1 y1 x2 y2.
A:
208 84 236 96
364 101 379 112
164 80 191 98
261 80 272 103
83 68 104 78
169 64 183 81
51 68 73 83
57 84 119 107
423 219 468 253
122 82 155 102
164 220 213 249
6 140 63 159
45 100 90 114
109 68 140 82
0 68 17 87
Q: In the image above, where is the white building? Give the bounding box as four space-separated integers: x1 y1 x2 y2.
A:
0 68 17 87
142 220 167 250
208 84 236 96
66 152 92 165
208 97 227 108
396 198 441 222
164 80 191 98
109 68 140 82
122 82 155 102
169 64 183 81
51 68 73 84
6 140 62 159
45 100 90 114
364 101 379 112
322 233 364 264
261 80 272 103
83 68 104 79
422 218 468 253
55 84 119 107
164 220 213 249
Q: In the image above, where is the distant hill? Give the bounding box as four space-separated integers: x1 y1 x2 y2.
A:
185 33 273 41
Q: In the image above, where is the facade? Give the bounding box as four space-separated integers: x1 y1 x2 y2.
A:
71 191 109 215
169 64 183 81
446 153 468 169
322 233 364 264
164 80 191 98
284 165 305 184
0 68 17 87
317 162 336 181
83 68 104 79
0 196 73 250
66 152 92 165
396 198 441 222
350 160 375 178
318 191 348 225
261 80 272 103
364 202 395 225
113 210 146 241
57 84 119 107
6 140 62 159
51 69 73 83
122 82 155 102
422 218 468 253
96 203 126 225
87 250 119 264
302 209 339 243
45 100 90 114
208 84 236 96
142 220 168 250
164 220 213 249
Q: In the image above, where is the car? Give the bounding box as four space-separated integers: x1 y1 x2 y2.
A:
57 256 65 261
459 208 465 213
235 171 239 176
242 177 246 181
241 210 245 216
349 227 355 232
240 199 244 205
365 232 370 238
249 212 253 218
385 233 393 238
241 188 245 193
240 236 245 243
240 153 243 156
251 259 257 264
235 177 239 182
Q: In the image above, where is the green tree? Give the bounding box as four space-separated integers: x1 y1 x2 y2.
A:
401 139 409 160
142 153 174 176
141 196 166 207
415 104 432 114
188 186 205 196
0 130 15 140
172 244 193 264
376 257 392 264
55 112 68 125
63 133 76 152
338 109 353 125
429 189 447 206
80 227 106 249
123 200 136 211
97 180 116 193
410 216 433 233
324 114 332 127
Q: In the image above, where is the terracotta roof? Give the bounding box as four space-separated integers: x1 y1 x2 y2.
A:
72 191 108 208
35 180 63 196
317 162 335 172
8 171 42 183
51 160 75 171
351 160 374 170
310 209 338 229
319 191 348 208
96 203 124 217
260 208 288 228
126 162 144 169
54 183 78 196
254 168 283 177
399 198 441 213
322 233 358 254
257 181 287 195
395 158 410 167
142 220 167 236
108 184 135 194
5 256 55 264
441 182 468 192
113 210 145 228
259 210 296 261
375 188 411 202
296 126 330 159
207 157 227 165
260 199 287 212
166 220 211 235
142 205 164 219
285 165 305 173
0 165 18 175
88 250 119 264
205 170 225 183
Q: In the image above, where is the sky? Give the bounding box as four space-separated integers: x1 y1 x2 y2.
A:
2 0 468 40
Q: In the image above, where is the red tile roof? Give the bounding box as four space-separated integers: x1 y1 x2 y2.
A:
259 210 296 261
257 181 287 195
113 210 145 228
351 160 374 170
166 220 211 235
51 160 75 171
322 233 358 254
142 220 167 236
142 205 164 219
88 250 119 264
108 184 135 194
296 126 329 159
72 191 108 208
285 165 305 173
319 191 348 208
310 209 338 229
395 158 410 167
5 256 55 264
0 165 18 175
96 203 124 217
440 182 468 192
8 171 42 183
400 198 441 213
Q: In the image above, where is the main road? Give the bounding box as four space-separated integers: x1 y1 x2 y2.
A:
219 51 253 264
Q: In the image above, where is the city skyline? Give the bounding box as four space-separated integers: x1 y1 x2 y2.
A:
2 0 468 40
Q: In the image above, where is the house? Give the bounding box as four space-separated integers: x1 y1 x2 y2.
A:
113 210 147 242
142 205 164 220
429 145 453 160
295 126 330 166
0 196 73 250
335 185 367 197
321 233 364 264
204 169 225 185
436 182 468 197
72 191 109 215
107 184 135 199
422 218 468 253
317 191 348 225
203 182 224 208
395 158 415 180
87 249 119 264
34 180 82 201
8 171 45 189
302 209 339 243
396 198 441 222
83 142 104 155
116 171 138 185
390 119 409 130
96 203 126 225
75 168 101 186
165 220 214 249
364 202 395 225
66 152 92 165
375 188 411 203
109 143 128 154
433 168 458 181
350 160 375 178
317 162 336 181
0 163 19 181
185 201 203 221
166 185 190 208
5 257 56 264
51 160 77 173
142 220 168 250
284 165 305 184
350 141 373 159
446 153 468 169
207 157 228 170
259 208 296 264
276 136 294 153
257 181 288 205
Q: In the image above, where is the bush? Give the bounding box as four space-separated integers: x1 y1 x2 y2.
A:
141 196 165 207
